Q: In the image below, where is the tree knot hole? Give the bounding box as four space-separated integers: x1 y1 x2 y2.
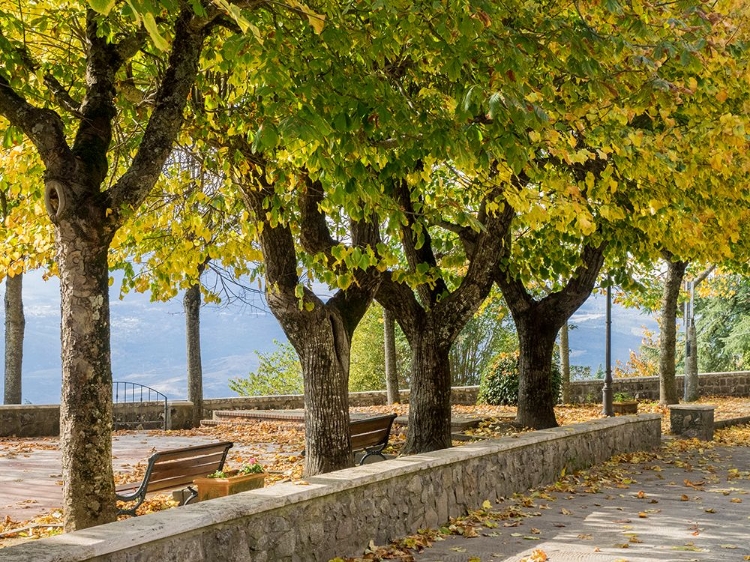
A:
45 180 67 219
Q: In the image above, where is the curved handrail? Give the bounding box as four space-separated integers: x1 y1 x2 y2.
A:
112 381 169 431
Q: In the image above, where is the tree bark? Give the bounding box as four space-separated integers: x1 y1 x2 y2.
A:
57 217 118 531
404 326 452 451
184 283 203 428
4 273 24 404
560 320 570 404
383 308 400 404
659 257 688 405
496 242 606 429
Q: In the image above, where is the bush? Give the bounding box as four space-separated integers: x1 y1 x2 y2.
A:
478 351 562 406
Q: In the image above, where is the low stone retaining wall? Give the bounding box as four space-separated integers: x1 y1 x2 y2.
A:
1 414 661 562
568 371 750 403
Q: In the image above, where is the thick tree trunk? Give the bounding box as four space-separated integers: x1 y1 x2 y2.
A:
496 243 606 429
383 308 400 404
4 273 24 404
403 329 452 453
560 320 570 404
516 318 560 429
184 283 203 428
57 219 117 532
659 258 687 405
272 300 353 475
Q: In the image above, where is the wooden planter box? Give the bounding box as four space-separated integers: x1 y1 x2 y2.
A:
613 401 638 415
193 471 265 502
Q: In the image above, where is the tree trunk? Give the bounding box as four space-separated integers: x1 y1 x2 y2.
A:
272 300 353 475
184 283 203 428
659 258 687 405
57 219 118 532
4 273 24 404
383 308 400 404
684 320 699 401
684 265 713 402
560 320 570 404
496 243 606 430
403 329 452 453
516 317 560 429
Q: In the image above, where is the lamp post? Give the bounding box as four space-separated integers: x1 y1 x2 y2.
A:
602 279 614 416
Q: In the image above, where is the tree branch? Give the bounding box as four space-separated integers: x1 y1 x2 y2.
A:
110 5 218 217
0 74 73 172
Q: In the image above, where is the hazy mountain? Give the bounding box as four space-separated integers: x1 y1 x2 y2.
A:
0 272 657 405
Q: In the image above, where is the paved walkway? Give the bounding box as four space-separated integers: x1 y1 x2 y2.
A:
0 433 245 522
412 444 750 562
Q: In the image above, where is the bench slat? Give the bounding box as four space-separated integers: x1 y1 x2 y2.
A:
151 442 233 463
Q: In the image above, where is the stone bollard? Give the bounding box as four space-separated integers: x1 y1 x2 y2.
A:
668 404 715 441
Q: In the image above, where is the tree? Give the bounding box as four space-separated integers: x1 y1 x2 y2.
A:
0 142 54 404
450 297 516 387
240 170 382 475
3 274 23 404
383 307 400 404
349 303 410 394
110 145 261 428
228 340 303 396
560 320 570 404
0 1 225 530
376 182 514 453
658 255 688 405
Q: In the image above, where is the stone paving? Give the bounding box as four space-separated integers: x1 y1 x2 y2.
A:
0 433 246 522
411 444 750 562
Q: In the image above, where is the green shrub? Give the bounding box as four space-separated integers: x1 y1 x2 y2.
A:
478 352 520 405
228 340 303 396
479 352 562 406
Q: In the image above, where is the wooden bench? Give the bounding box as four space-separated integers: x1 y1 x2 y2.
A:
300 413 397 465
351 413 397 465
115 441 233 516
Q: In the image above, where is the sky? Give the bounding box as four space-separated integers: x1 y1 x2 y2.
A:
0 271 658 405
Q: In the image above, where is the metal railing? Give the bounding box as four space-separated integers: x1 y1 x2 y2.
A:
112 381 169 431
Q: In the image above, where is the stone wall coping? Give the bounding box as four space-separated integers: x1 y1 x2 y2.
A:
668 404 716 411
0 414 660 562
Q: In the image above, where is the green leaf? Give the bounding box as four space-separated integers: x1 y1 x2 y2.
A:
88 0 116 15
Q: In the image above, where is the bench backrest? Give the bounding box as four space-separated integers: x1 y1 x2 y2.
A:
350 414 397 451
143 441 233 493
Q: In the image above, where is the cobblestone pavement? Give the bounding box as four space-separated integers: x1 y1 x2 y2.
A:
412 445 750 562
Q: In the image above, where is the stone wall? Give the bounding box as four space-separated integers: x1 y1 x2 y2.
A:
0 414 661 562
568 371 750 403
0 404 59 437
0 387 481 437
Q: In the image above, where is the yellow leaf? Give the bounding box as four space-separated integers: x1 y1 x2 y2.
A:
482 500 492 510
142 13 169 51
287 0 326 34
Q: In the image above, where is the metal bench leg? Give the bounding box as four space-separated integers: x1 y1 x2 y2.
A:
184 486 199 505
